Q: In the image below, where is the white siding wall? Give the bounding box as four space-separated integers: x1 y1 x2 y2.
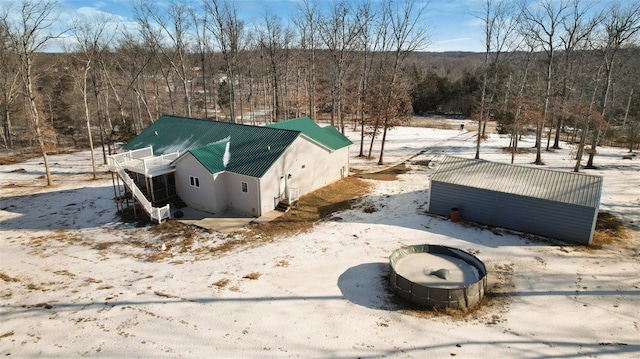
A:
258 137 350 216
174 138 350 217
225 172 260 216
174 154 228 214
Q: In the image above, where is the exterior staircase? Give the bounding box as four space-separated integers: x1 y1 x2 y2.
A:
108 158 171 223
275 201 291 212
275 188 299 212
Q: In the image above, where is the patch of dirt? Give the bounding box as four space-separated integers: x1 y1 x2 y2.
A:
353 163 411 181
0 273 20 282
501 146 535 154
0 149 78 165
591 212 630 247
241 176 372 242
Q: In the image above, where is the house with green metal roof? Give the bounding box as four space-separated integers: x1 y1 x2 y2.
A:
107 115 353 221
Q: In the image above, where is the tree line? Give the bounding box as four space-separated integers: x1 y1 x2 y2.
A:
1 0 639 186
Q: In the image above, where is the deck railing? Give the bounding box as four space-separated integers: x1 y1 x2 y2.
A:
111 156 171 223
108 146 179 176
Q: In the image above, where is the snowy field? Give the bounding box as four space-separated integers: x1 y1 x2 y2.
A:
1 122 639 358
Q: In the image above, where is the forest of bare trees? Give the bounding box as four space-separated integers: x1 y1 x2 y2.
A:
1 0 639 186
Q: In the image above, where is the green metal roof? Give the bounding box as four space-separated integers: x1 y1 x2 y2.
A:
123 115 300 177
189 140 229 174
266 117 353 150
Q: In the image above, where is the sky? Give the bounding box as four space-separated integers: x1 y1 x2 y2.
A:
2 0 618 53
50 0 488 52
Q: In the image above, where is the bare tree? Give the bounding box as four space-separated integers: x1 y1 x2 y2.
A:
318 0 361 131
552 0 599 149
3 0 64 186
353 0 382 158
618 84 639 154
135 0 193 117
295 0 320 121
585 2 640 169
573 66 604 172
204 0 244 123
520 0 570 165
376 0 429 165
0 13 20 150
509 39 536 163
190 6 211 118
258 11 293 122
134 2 176 117
71 13 117 179
474 0 520 159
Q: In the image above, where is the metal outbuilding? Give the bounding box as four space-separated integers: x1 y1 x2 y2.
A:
427 156 604 245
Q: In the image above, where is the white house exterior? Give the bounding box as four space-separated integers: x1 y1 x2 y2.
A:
108 115 352 221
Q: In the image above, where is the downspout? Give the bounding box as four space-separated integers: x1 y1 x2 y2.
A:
256 177 262 217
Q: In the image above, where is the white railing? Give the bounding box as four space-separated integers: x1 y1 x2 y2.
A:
274 187 299 208
287 187 299 204
139 152 180 175
107 147 153 170
107 146 179 176
111 158 171 223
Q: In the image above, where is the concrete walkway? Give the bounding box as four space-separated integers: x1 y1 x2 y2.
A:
174 207 284 233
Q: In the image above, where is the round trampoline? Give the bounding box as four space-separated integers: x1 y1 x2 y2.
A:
389 244 487 309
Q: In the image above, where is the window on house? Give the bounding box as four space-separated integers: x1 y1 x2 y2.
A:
241 181 248 193
190 176 200 188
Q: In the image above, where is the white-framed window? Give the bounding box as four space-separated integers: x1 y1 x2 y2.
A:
241 181 248 193
190 176 200 188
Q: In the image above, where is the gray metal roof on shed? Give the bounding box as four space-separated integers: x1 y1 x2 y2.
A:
431 156 603 208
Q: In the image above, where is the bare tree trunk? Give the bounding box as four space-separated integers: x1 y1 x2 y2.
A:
7 1 62 186
82 62 98 180
574 66 602 172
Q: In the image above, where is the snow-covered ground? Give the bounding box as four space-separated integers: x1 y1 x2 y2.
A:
1 122 639 358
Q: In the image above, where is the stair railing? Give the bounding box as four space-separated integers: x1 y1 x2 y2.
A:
110 156 171 223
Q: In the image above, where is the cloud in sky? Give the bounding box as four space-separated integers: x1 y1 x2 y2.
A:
4 0 493 52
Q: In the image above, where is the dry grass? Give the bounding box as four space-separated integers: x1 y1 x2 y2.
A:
0 154 38 165
153 290 174 298
94 241 119 250
243 272 261 280
591 212 630 248
145 251 173 262
501 147 535 154
353 163 411 181
107 177 371 262
0 148 78 165
206 237 251 256
212 278 230 288
0 272 20 282
394 262 514 323
242 176 372 242
27 283 42 291
151 220 200 239
53 270 75 277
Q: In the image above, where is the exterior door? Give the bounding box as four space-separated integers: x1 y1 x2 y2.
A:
280 176 286 199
